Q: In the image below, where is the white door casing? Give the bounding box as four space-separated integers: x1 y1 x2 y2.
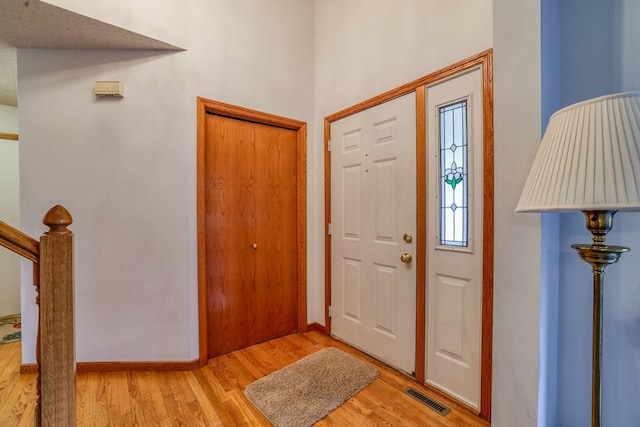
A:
425 66 484 409
331 92 417 375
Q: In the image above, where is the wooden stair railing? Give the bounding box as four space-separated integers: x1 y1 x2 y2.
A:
0 205 75 427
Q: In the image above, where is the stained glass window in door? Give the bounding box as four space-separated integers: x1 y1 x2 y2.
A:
439 101 468 247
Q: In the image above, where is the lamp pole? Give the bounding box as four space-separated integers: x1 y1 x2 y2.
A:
571 210 629 427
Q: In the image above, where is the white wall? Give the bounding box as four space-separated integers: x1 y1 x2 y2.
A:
313 0 493 317
0 105 18 132
18 0 315 363
18 1 549 425
492 1 542 425
0 104 21 318
316 1 542 426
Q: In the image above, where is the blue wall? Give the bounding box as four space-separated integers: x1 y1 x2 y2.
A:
541 0 640 425
539 0 560 426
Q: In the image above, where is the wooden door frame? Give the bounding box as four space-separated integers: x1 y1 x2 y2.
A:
324 50 493 421
197 97 307 365
0 133 19 141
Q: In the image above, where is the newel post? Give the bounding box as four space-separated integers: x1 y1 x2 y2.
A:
39 205 75 427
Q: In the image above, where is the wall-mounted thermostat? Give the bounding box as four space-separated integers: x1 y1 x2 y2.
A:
95 81 124 98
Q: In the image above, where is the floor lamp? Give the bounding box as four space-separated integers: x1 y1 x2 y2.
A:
516 92 640 427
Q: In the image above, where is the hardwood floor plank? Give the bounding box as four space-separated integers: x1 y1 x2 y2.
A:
0 342 20 410
196 367 242 426
166 371 209 426
74 371 91 425
125 371 147 426
157 372 188 426
0 332 490 426
229 350 266 381
93 373 114 426
0 372 37 427
138 372 170 426
183 370 224 426
226 389 268 426
221 353 259 388
0 370 20 416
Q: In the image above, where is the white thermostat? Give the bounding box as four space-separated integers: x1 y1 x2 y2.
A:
94 81 124 98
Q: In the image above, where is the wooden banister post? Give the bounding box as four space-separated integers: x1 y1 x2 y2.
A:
39 205 75 427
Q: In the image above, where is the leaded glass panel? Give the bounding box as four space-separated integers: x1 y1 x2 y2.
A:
439 101 468 247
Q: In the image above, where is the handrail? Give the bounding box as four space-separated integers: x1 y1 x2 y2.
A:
0 205 75 427
0 220 39 263
0 219 42 425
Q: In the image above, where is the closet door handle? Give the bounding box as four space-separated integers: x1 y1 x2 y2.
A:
252 243 258 249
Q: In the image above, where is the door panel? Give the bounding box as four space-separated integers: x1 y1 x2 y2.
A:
426 67 483 408
205 114 256 357
254 123 298 342
205 114 297 358
331 92 416 374
342 258 362 321
372 263 397 335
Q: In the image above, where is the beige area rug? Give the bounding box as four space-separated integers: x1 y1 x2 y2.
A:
244 347 378 427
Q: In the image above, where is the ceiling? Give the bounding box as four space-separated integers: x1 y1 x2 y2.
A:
0 0 180 107
0 41 17 107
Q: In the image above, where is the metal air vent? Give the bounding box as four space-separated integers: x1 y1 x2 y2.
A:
403 387 451 416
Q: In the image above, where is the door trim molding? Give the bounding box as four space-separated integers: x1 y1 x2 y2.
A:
324 49 493 421
0 132 18 141
196 97 307 366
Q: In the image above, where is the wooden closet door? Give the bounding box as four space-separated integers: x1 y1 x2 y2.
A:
205 114 298 358
253 123 298 342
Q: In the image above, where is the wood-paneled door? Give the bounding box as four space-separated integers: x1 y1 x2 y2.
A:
325 51 493 421
425 66 484 410
197 98 307 361
330 93 417 375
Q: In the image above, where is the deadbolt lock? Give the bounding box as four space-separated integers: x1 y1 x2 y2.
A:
403 233 413 243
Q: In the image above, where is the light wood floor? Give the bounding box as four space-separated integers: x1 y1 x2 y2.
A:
0 331 489 426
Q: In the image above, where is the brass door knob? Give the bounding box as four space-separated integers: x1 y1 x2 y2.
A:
400 253 413 263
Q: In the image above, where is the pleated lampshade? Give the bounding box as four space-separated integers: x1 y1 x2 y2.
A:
517 92 640 212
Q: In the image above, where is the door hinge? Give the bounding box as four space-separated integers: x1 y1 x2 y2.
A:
328 223 332 235
327 139 331 152
328 305 332 317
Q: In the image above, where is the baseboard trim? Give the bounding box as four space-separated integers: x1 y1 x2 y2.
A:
21 359 200 374
20 364 38 374
19 328 328 375
306 322 326 334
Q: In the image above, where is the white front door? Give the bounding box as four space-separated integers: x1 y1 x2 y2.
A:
425 66 484 409
331 93 416 375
